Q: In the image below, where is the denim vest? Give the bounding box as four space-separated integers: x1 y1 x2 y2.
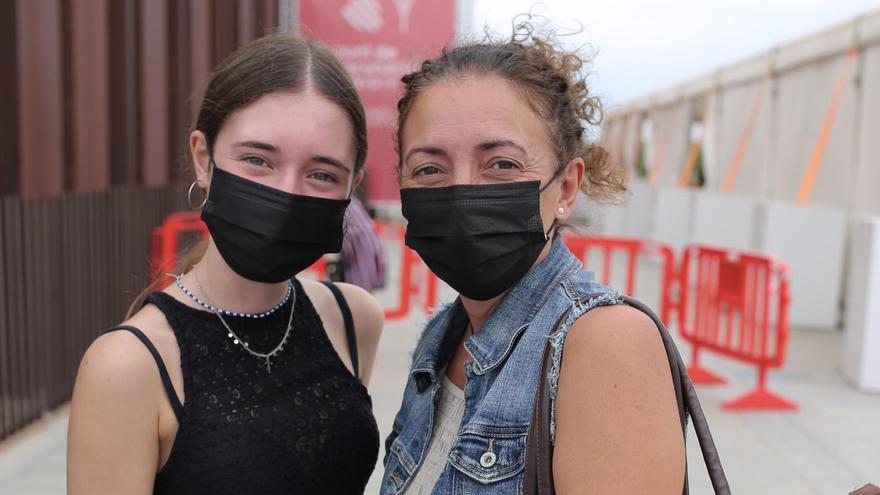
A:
381 237 624 494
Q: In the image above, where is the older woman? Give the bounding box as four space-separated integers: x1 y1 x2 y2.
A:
381 25 687 495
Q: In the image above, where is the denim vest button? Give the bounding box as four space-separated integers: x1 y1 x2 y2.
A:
479 451 497 468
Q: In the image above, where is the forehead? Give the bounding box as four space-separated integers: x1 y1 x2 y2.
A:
218 91 355 157
400 74 551 155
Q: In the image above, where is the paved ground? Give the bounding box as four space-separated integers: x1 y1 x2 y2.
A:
1 255 879 494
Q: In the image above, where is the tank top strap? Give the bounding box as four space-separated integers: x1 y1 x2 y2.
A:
319 281 359 381
103 324 185 422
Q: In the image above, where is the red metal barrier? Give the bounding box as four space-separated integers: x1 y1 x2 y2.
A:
679 244 797 410
150 211 209 286
563 234 679 326
150 211 327 287
374 221 438 320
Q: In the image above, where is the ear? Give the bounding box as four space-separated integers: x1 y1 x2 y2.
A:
556 156 585 220
189 130 213 188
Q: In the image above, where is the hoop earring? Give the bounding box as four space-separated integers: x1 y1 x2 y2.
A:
187 180 208 210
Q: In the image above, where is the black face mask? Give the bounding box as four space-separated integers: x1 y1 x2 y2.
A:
400 180 554 301
201 165 350 283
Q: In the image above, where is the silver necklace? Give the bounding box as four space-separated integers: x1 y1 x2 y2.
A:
175 274 292 319
178 269 295 374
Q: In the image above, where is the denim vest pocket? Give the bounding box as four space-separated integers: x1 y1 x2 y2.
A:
381 441 415 495
389 436 418 473
448 425 527 487
384 419 403 466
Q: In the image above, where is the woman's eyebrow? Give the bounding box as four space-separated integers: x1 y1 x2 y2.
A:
404 146 448 163
232 140 280 153
475 139 528 155
313 155 352 174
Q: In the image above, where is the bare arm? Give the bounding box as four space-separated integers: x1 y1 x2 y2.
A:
553 304 685 494
67 332 162 495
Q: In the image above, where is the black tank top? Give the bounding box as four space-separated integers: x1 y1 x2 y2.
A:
106 279 379 494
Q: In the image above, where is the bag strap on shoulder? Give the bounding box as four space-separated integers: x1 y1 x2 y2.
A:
523 293 731 495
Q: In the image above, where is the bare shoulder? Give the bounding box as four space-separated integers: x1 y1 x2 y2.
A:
298 278 384 385
553 303 685 492
558 303 676 411
565 303 665 362
333 282 384 337
76 332 158 395
76 304 176 395
68 305 174 493
299 279 383 341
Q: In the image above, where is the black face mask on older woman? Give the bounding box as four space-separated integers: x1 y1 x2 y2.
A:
201 165 350 283
400 180 556 301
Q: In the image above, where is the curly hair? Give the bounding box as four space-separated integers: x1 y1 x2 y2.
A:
396 18 627 202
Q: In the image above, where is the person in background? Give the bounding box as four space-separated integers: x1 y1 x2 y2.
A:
67 33 383 495
339 196 387 291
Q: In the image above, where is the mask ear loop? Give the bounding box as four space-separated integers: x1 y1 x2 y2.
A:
202 156 217 205
539 163 568 240
538 162 568 192
342 159 361 200
341 166 357 239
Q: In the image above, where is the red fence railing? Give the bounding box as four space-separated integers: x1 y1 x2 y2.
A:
563 235 679 326
679 244 796 410
147 215 799 412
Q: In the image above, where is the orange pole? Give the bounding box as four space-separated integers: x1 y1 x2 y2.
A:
678 141 702 189
720 75 769 193
796 47 858 205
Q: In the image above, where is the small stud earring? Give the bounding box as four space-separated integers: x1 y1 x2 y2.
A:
557 207 565 214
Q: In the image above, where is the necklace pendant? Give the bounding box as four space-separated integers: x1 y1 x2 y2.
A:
265 356 272 374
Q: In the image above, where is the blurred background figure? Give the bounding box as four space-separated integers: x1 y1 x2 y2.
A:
335 196 387 291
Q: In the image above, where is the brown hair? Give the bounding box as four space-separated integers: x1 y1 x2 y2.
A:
126 32 366 318
396 20 627 202
197 32 367 170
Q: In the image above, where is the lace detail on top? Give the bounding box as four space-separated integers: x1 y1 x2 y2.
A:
143 279 379 495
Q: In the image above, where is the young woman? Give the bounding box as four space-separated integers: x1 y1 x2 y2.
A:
381 24 686 494
68 33 383 494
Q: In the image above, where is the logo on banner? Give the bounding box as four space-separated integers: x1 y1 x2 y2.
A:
341 0 383 33
341 0 418 34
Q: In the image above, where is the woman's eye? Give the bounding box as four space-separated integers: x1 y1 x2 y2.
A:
413 165 441 177
243 156 269 168
491 160 519 170
311 171 337 183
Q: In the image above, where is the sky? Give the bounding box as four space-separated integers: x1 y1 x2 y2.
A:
466 0 880 110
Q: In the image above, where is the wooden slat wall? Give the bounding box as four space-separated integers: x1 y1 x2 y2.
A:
140 0 171 187
70 0 112 193
109 0 142 186
15 0 65 198
0 0 20 196
0 0 282 440
4 0 279 197
0 184 188 440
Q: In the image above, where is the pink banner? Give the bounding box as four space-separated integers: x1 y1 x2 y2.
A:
299 0 456 202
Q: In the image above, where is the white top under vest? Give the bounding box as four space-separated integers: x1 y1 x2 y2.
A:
403 375 466 494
